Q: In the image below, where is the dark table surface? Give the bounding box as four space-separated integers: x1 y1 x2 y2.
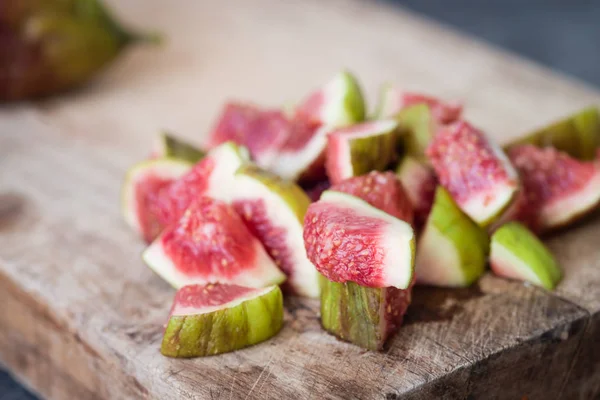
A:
1 1 599 398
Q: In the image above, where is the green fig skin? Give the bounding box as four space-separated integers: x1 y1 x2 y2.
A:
236 164 311 223
0 0 158 101
348 127 397 177
416 187 490 287
490 222 562 290
234 164 319 298
319 275 410 351
395 104 435 159
157 132 205 163
505 107 600 161
339 70 366 125
161 286 284 358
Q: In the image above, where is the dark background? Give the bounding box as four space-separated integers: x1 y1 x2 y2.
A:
1 1 598 398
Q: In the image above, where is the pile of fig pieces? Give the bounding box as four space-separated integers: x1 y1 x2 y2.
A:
122 71 600 357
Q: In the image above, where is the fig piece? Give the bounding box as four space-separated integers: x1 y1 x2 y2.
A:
270 71 366 182
142 141 249 242
319 276 411 351
395 156 437 230
490 222 562 290
143 197 286 289
232 165 319 298
121 158 192 243
330 171 414 224
416 187 489 287
508 145 600 233
161 284 284 357
151 132 204 163
325 120 398 184
374 85 462 124
303 190 415 289
426 121 520 226
505 107 600 161
205 103 291 169
294 70 366 126
319 172 414 351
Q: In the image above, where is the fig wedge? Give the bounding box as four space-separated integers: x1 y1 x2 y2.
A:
416 187 489 287
490 222 562 290
161 284 284 357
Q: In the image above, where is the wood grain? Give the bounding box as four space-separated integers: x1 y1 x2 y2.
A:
1 0 599 399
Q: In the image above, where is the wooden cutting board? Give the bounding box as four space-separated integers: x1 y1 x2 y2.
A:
1 1 599 399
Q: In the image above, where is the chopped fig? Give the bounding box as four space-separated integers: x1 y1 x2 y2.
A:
304 190 415 289
318 174 414 350
330 171 414 224
395 156 437 229
151 132 205 163
325 120 398 184
416 187 489 287
505 107 600 161
270 71 366 182
295 70 366 126
508 145 600 232
374 85 462 124
490 222 562 290
319 276 411 351
426 121 520 226
121 158 192 243
161 284 284 357
144 142 249 241
302 180 331 202
232 165 319 298
143 197 286 289
205 103 290 168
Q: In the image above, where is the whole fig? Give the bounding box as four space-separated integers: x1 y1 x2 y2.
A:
0 0 157 101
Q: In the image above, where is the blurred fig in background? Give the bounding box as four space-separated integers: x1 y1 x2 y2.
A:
0 0 158 101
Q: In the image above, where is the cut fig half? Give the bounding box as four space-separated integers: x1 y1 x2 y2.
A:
490 222 562 290
416 187 489 287
161 284 284 357
509 145 600 232
505 107 600 161
303 190 415 289
325 119 398 184
295 70 366 126
151 132 205 163
232 165 319 298
121 158 192 243
395 156 437 229
143 197 286 289
426 121 520 226
374 84 462 124
319 276 411 351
